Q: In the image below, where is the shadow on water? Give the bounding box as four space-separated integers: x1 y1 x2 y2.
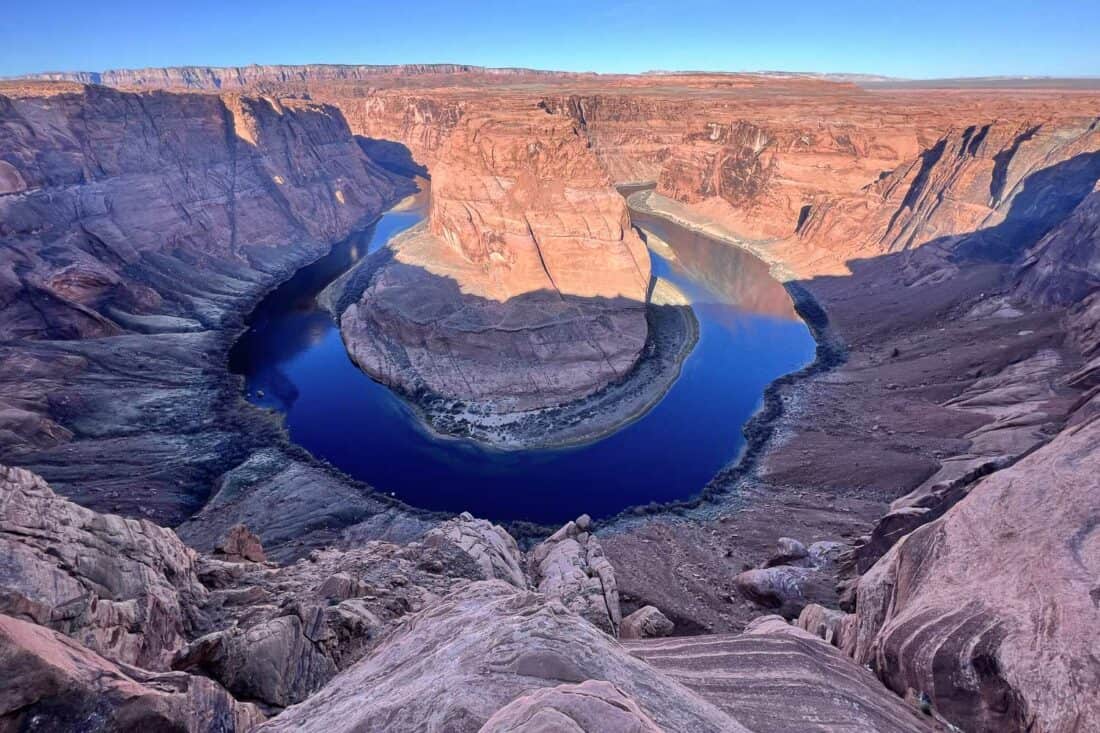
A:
229 180 816 524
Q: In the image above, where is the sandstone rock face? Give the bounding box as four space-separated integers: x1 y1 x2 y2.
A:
175 448 430 563
337 109 652 421
479 680 663 733
0 464 206 669
1017 186 1100 306
843 346 1079 582
175 534 494 708
529 516 621 635
259 581 745 733
0 613 263 732
623 616 936 733
849 411 1100 732
176 614 338 709
542 90 1100 277
23 63 585 91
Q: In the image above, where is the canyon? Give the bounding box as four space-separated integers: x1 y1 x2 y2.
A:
1 64 1098 732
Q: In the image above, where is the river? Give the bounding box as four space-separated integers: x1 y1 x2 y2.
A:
228 180 815 524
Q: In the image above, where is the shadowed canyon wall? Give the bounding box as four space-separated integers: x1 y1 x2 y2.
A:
0 80 416 531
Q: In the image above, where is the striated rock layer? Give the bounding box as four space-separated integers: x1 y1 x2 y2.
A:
846 410 1100 732
0 613 264 732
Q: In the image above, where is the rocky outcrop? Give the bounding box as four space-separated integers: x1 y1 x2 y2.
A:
0 464 206 669
529 515 621 635
733 536 843 619
424 512 526 588
619 605 674 640
848 410 1100 732
174 532 497 708
796 603 855 650
215 523 267 563
0 613 263 732
259 580 745 732
336 109 652 439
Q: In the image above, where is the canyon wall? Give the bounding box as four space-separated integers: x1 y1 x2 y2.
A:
0 81 416 533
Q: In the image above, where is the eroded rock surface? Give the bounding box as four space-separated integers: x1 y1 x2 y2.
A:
259 580 744 733
424 511 526 588
848 409 1100 732
174 530 500 708
0 613 263 732
619 605 674 640
0 464 206 669
215 523 267 563
478 680 663 733
624 617 936 733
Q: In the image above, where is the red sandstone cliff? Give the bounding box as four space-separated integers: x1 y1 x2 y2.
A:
337 109 652 421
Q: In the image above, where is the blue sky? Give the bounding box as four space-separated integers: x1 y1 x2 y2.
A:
2 0 1098 79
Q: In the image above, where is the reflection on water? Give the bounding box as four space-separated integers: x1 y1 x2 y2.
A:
631 210 800 320
229 183 816 524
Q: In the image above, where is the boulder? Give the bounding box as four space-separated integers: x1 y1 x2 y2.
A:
796 603 855 649
765 536 810 567
619 606 675 640
733 566 813 618
173 614 337 708
424 512 527 588
215 523 267 563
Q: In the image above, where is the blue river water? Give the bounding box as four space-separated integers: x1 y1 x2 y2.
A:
229 184 815 524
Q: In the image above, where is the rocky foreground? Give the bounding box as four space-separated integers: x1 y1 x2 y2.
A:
0 464 940 732
1 66 1098 731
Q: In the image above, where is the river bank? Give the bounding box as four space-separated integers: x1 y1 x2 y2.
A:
600 197 1081 634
